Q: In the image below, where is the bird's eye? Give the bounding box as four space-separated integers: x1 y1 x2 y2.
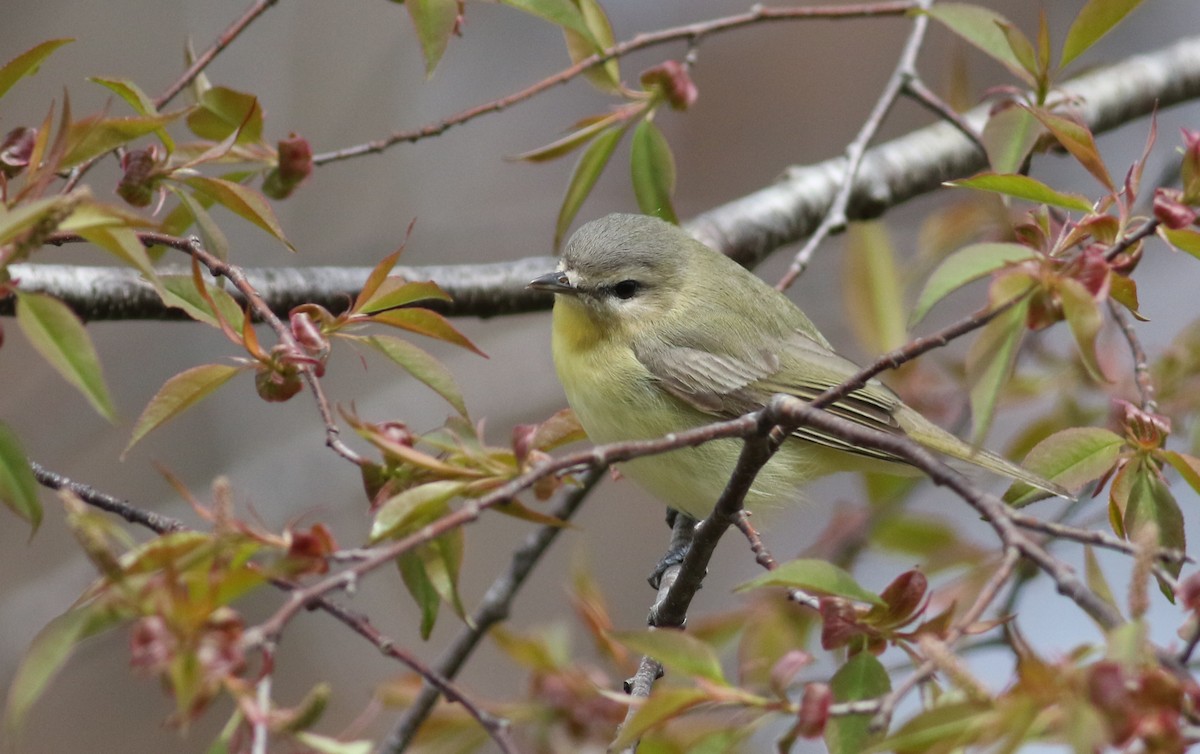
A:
612 279 640 300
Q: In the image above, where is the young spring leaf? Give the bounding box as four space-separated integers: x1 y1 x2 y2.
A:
965 279 1031 442
355 334 469 416
404 0 460 76
0 38 73 102
737 559 885 606
921 5 1034 85
124 364 243 457
910 242 1035 325
498 0 596 44
825 652 891 754
61 112 180 169
367 309 485 357
608 629 726 684
1026 108 1114 190
844 221 906 355
564 0 620 93
1060 0 1147 69
555 124 624 248
185 86 264 145
179 175 295 251
947 173 1093 212
0 422 40 531
630 119 677 224
981 104 1043 174
1004 426 1124 507
15 291 116 421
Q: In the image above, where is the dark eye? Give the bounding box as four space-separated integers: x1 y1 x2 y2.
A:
612 279 640 300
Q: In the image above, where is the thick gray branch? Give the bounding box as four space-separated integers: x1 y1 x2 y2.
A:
7 34 1200 321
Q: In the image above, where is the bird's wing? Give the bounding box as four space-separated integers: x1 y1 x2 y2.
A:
634 331 909 464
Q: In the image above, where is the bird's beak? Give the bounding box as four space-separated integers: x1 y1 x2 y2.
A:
528 271 577 295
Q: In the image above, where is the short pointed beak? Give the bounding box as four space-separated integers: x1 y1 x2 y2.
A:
528 271 577 295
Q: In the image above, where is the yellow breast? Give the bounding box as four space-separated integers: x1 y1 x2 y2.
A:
550 300 811 518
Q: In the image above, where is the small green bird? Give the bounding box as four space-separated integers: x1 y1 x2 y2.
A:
529 213 1062 519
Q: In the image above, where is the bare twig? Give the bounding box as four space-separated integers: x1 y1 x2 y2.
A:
311 1 919 165
775 0 932 290
1109 300 1159 413
154 0 281 110
30 460 187 534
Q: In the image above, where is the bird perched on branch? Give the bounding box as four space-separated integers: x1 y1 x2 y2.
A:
529 213 1064 519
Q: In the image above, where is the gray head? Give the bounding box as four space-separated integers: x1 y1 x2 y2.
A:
527 214 704 327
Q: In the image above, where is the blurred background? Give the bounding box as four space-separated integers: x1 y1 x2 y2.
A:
1 1 1199 751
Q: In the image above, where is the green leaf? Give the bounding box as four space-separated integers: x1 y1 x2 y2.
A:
1160 227 1200 259
564 0 620 93
371 480 464 542
1124 461 1185 579
179 174 294 251
736 559 885 606
368 309 486 356
609 687 710 750
981 103 1043 173
4 606 121 735
405 0 460 75
965 282 1029 442
498 0 596 43
185 86 263 145
61 112 180 169
0 195 75 247
159 275 245 330
996 21 1037 79
1004 427 1124 506
0 422 40 531
124 364 243 457
1026 107 1114 190
1083 546 1121 617
1060 0 1146 68
1058 277 1106 381
167 184 231 261
844 221 906 354
869 700 992 754
630 119 677 224
910 242 1035 325
15 291 116 421
398 547 441 639
608 629 726 684
508 111 623 163
292 733 372 754
357 334 468 416
826 652 891 754
947 173 1093 212
554 124 624 248
88 77 174 152
922 5 1034 84
0 38 73 102
358 280 453 313
425 527 467 620
1162 450 1200 496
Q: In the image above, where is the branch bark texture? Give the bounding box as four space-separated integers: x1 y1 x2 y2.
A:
7 34 1200 321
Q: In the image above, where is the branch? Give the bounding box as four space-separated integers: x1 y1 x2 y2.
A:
775 0 933 290
29 461 518 752
11 35 1200 321
310 1 919 165
379 468 605 754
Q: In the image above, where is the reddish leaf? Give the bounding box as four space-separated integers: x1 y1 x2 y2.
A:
1027 107 1114 190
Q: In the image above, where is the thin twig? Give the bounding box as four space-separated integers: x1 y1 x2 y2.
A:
60 0 281 193
155 0 281 110
311 1 919 165
774 0 932 290
379 468 604 754
1109 300 1158 413
28 461 517 751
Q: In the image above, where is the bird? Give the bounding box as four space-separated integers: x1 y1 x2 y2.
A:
528 213 1063 520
